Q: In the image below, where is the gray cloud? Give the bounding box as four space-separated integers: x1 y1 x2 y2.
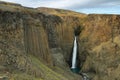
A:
65 0 120 9
2 0 120 9
1 0 120 14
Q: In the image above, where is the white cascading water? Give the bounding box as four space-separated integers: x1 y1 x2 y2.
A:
71 36 77 69
71 36 89 80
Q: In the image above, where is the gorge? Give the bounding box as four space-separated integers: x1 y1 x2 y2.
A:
0 1 120 80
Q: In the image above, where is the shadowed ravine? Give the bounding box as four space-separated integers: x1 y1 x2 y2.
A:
71 36 89 80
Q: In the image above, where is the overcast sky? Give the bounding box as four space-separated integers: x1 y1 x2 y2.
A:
1 0 120 14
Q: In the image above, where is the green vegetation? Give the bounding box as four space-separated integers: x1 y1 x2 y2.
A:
0 55 69 80
10 73 42 80
29 55 68 80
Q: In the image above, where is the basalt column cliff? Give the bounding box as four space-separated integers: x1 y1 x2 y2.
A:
0 1 120 80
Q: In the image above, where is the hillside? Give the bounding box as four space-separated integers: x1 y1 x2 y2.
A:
36 7 86 17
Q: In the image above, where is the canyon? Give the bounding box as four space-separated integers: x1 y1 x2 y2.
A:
0 1 120 80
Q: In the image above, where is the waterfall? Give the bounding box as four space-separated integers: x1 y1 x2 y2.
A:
71 36 77 69
71 36 89 80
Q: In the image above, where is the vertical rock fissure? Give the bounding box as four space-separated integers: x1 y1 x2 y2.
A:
70 26 89 80
70 26 81 73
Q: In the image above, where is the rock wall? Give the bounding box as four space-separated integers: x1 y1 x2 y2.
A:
79 14 120 80
0 2 83 79
81 14 120 48
23 13 53 65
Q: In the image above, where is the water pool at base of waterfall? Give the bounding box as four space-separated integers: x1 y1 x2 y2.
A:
71 68 80 73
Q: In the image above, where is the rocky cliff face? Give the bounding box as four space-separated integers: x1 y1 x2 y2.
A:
80 14 120 80
0 2 82 80
0 1 120 80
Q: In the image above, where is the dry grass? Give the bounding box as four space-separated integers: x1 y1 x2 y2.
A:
82 35 120 80
36 7 87 18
